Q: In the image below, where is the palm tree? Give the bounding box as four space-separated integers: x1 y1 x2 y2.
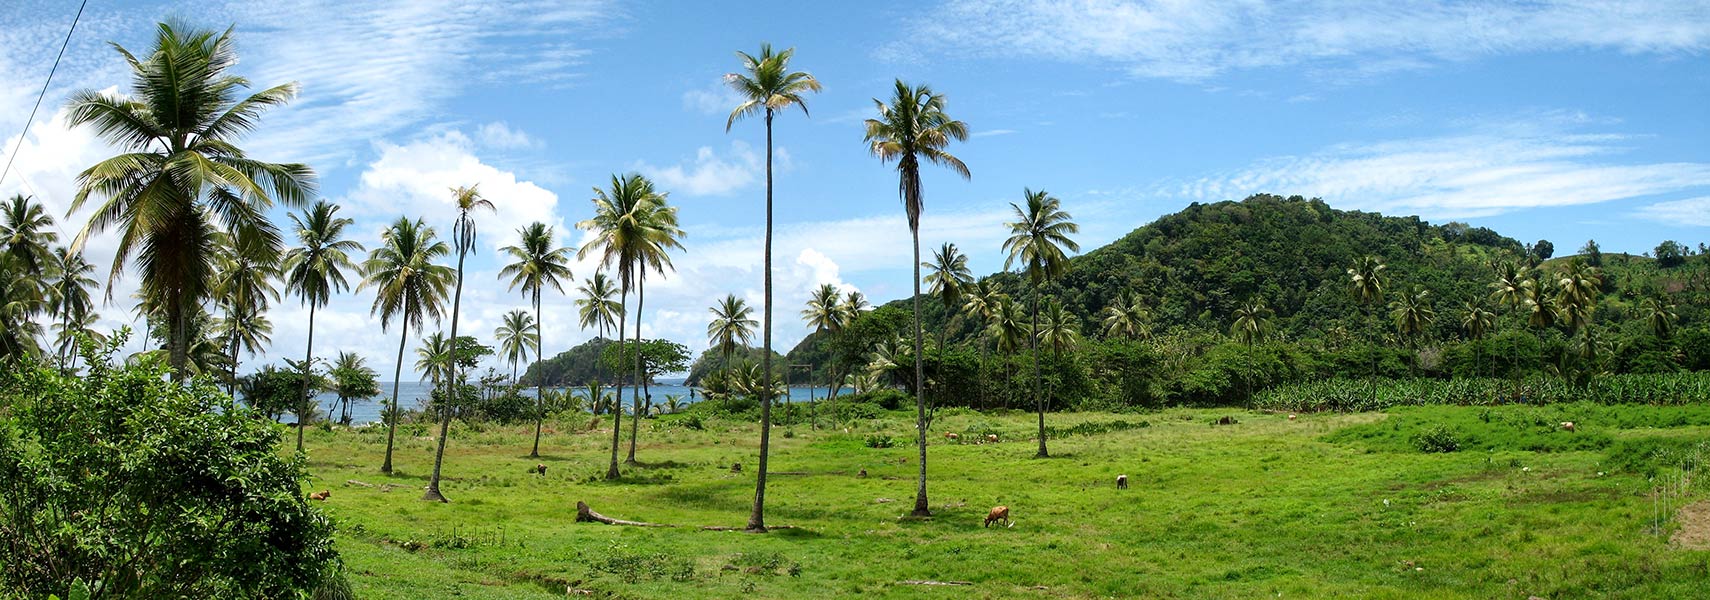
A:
709 294 757 385
1 194 57 276
1002 189 1078 459
330 351 380 425
923 242 974 407
1460 300 1496 377
500 221 574 458
1389 286 1436 375
727 43 822 532
1641 297 1678 340
576 271 623 387
624 209 684 466
0 255 45 362
213 233 280 396
578 174 681 478
961 280 1003 409
283 200 361 451
801 284 842 399
213 302 271 394
494 309 539 383
1347 256 1387 391
828 290 872 400
416 332 453 389
45 247 97 369
1037 299 1081 408
424 185 495 502
66 23 314 379
359 217 453 474
1231 298 1272 402
1489 260 1525 313
1101 292 1149 340
51 311 105 371
1555 259 1602 310
865 80 970 518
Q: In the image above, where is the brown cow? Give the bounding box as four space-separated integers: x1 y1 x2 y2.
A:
308 490 330 502
984 505 1010 528
945 432 959 441
1116 474 1129 489
534 463 548 476
986 434 998 443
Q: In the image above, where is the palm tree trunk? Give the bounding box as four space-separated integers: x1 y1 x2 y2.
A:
607 288 627 480
530 293 544 458
1033 293 1047 458
423 252 467 503
627 274 645 464
296 303 318 453
749 109 775 532
169 296 189 382
910 226 930 517
382 317 409 474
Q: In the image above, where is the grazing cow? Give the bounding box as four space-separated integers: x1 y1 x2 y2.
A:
533 463 548 476
986 434 999 443
308 490 330 502
984 505 1010 528
1287 414 1297 421
731 463 743 473
857 469 868 478
1561 421 1576 432
1116 474 1129 489
946 432 960 441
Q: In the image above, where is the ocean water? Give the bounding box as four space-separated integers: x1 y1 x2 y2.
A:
312 378 843 425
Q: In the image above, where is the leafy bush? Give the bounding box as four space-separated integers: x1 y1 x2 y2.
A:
1044 419 1151 438
864 434 895 448
1411 425 1461 453
0 338 340 598
832 400 882 422
1253 372 1710 413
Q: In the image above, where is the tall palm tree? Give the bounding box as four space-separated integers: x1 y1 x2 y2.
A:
1555 259 1602 310
1101 292 1150 340
494 309 539 383
923 242 974 407
45 247 97 369
0 255 45 362
1347 256 1387 391
1002 189 1078 459
416 331 453 389
500 221 574 458
283 200 361 451
213 233 280 396
213 302 271 392
66 23 314 379
51 311 105 371
1037 299 1081 407
424 185 495 502
728 43 822 532
800 284 841 399
578 174 680 479
709 294 758 381
1460 299 1496 377
865 80 970 518
330 351 379 425
1389 286 1436 375
359 217 453 474
987 297 1027 410
1231 298 1272 402
829 290 872 400
576 271 622 388
1 194 57 276
624 206 684 466
1488 260 1525 313
1641 297 1678 340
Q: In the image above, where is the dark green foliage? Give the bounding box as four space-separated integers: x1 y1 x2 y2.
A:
863 434 895 448
238 364 318 421
1328 403 1710 456
1656 240 1687 268
683 344 785 387
1410 425 1461 453
521 337 615 386
0 338 339 598
1255 373 1710 413
1042 419 1150 438
602 338 692 383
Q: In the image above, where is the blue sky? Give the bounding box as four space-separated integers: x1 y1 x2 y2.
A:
1 0 1707 378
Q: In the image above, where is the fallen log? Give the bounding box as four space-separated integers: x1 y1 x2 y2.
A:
699 525 801 531
901 580 973 586
345 479 374 487
575 501 674 527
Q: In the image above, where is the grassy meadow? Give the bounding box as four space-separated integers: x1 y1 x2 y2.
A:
298 405 1710 599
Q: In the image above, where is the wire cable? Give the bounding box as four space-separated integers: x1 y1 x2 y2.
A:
0 0 91 189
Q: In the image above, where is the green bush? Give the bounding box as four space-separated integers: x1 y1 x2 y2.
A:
864 434 895 449
1411 425 1461 453
0 338 340 598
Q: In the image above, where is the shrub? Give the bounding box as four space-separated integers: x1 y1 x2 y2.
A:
864 434 895 448
0 337 340 598
1411 425 1461 453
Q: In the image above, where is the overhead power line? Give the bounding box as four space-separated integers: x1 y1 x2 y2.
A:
0 0 91 190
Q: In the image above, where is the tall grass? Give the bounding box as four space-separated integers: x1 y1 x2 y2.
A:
1253 372 1710 412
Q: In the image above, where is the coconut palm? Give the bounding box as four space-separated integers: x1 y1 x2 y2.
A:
1348 256 1387 393
709 294 758 387
1641 297 1678 340
622 205 683 466
212 302 271 394
0 255 45 362
1555 259 1602 310
961 280 1003 409
66 23 314 379
213 233 280 396
1461 299 1496 377
1522 278 1559 330
494 309 539 383
1 194 57 276
1101 292 1150 340
359 217 453 474
500 221 574 458
1002 189 1078 459
330 351 380 426
1038 298 1081 373
1389 286 1436 375
416 332 453 388
283 200 361 451
988 296 1028 411
577 272 623 349
864 80 970 518
51 311 105 371
1488 260 1525 312
923 242 974 403
45 247 97 369
727 43 822 531
578 174 681 479
423 185 495 502
1230 297 1272 402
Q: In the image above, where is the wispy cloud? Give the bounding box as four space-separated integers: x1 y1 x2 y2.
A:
1636 196 1710 227
972 129 1018 138
682 78 743 116
889 0 1710 80
476 121 541 150
636 142 777 197
1164 120 1710 219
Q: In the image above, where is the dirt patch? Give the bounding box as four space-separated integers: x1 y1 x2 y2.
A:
1673 500 1710 550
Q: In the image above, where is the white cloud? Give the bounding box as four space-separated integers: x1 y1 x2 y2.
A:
1165 122 1710 219
972 129 1018 138
637 142 776 197
892 0 1710 80
1636 196 1710 226
476 122 541 150
683 78 744 116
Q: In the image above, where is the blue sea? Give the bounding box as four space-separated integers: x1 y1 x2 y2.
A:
312 378 841 425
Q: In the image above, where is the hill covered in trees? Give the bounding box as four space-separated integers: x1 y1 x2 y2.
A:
520 337 616 387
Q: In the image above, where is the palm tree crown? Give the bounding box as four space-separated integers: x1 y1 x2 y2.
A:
1 194 58 275
576 272 622 338
495 309 539 381
725 44 823 131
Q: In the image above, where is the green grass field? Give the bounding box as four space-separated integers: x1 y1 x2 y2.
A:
297 404 1709 599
